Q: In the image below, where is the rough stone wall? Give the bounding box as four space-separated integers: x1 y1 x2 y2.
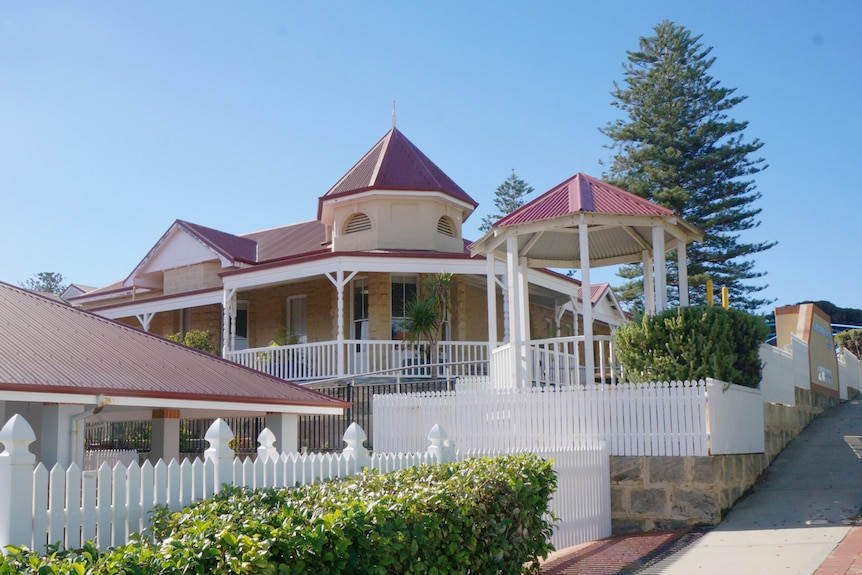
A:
610 386 843 534
611 453 768 533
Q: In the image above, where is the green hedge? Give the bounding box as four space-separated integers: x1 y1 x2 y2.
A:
0 454 557 575
613 306 769 388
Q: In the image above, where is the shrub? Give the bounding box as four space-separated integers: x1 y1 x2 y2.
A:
0 454 557 574
167 329 216 354
613 305 769 388
836 328 862 359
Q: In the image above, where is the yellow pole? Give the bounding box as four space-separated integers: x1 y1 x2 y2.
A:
706 280 714 306
721 287 729 310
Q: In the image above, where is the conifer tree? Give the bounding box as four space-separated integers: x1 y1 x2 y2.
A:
21 272 67 295
480 170 534 232
601 20 774 313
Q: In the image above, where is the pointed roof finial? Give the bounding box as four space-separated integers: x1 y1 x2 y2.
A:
392 100 396 129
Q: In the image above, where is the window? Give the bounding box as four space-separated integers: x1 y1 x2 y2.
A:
352 278 369 340
344 213 372 234
436 216 456 237
286 295 307 343
235 301 249 350
391 275 418 339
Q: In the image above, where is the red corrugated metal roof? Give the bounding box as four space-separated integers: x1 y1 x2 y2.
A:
242 220 328 263
318 128 478 219
496 173 674 227
179 220 258 263
0 282 347 409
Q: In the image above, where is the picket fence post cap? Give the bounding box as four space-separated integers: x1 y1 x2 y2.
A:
427 423 448 443
343 422 367 446
257 428 276 448
0 414 37 460
204 418 234 443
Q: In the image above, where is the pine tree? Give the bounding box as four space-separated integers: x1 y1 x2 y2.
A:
601 20 775 313
21 272 68 295
480 170 535 232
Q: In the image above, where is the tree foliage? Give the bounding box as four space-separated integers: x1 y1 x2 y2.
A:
167 329 216 355
402 272 454 379
479 170 535 232
601 20 775 313
613 305 769 388
21 272 67 295
836 329 862 359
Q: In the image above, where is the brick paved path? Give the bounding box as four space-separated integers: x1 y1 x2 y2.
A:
538 530 696 575
813 527 862 575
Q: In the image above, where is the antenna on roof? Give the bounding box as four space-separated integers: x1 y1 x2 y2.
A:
392 100 396 129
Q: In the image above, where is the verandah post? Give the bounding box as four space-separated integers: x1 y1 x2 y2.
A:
0 414 37 551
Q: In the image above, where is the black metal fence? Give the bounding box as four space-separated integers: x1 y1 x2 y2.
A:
301 377 454 452
85 377 454 457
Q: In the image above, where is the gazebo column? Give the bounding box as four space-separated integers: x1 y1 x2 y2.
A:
485 254 498 354
677 239 690 307
579 222 595 384
501 276 510 343
642 250 655 315
150 409 180 464
518 256 531 343
652 227 667 312
505 235 525 387
265 412 299 454
326 268 358 378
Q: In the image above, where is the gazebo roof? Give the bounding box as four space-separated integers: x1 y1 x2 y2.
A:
470 172 702 269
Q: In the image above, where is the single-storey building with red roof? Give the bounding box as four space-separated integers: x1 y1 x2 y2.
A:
0 281 347 468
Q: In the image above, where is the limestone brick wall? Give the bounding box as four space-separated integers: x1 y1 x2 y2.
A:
245 280 336 347
457 280 494 342
189 304 222 350
530 304 556 339
147 312 179 337
367 273 391 340
163 262 223 295
610 386 843 534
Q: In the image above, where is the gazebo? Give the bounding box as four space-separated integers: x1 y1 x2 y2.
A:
469 173 703 387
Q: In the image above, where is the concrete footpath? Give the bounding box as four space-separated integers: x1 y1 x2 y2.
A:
541 397 862 575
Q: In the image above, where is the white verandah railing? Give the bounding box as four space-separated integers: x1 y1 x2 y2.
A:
489 336 620 391
226 340 490 382
374 379 765 457
0 415 611 554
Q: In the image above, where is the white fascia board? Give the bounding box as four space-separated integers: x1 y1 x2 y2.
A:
95 290 223 320
526 269 583 295
326 189 475 212
0 390 344 416
223 254 500 291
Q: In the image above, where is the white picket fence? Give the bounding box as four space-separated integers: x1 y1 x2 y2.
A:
0 414 610 554
374 378 765 456
83 449 138 471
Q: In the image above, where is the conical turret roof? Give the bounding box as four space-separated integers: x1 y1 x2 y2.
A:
318 128 477 220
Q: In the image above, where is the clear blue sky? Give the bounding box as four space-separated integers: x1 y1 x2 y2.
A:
2 2 860 314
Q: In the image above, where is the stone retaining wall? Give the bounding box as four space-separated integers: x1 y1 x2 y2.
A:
610 387 843 533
